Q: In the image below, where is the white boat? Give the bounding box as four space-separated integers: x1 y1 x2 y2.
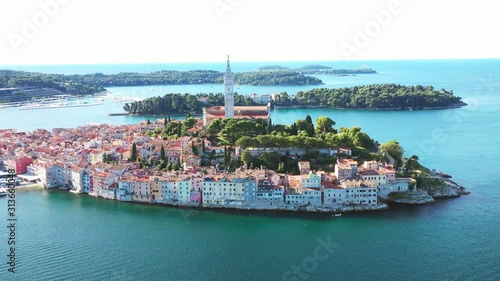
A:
334 213 342 217
0 187 7 197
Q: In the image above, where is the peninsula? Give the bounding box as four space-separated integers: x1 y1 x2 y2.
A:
1 114 468 214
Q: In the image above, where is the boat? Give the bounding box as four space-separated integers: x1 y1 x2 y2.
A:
93 98 104 102
0 187 7 197
334 213 342 217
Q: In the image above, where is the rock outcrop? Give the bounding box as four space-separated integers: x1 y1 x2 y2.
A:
387 191 435 205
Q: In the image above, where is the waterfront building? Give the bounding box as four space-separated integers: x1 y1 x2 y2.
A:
189 176 203 204
132 177 153 203
150 177 164 203
342 180 378 206
255 178 284 208
70 166 86 194
159 178 178 204
301 188 322 206
177 177 192 205
117 177 134 201
285 189 302 207
202 176 246 207
377 178 411 199
91 172 117 199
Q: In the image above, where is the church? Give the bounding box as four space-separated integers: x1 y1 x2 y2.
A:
202 56 270 126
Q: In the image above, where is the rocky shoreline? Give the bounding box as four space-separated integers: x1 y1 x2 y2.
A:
386 176 470 205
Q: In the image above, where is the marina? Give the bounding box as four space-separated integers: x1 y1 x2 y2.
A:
18 102 104 110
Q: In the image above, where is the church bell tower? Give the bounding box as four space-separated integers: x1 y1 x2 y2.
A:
224 55 235 118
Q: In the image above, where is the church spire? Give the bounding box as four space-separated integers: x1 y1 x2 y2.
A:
224 55 234 118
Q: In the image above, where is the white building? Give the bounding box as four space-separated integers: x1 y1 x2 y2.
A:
301 188 322 206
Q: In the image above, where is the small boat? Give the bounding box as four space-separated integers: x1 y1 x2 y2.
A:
334 213 342 217
0 187 7 197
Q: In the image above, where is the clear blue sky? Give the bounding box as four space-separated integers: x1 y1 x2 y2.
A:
1 0 499 65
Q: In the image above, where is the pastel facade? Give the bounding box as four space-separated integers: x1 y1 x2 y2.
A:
133 178 153 203
202 177 245 207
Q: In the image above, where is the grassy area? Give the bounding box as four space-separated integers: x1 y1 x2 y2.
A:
388 192 406 200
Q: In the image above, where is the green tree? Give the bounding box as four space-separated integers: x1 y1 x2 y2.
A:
241 149 253 166
380 140 404 167
315 116 336 135
131 143 138 162
258 152 280 170
191 141 199 156
177 122 182 137
160 145 166 162
405 155 421 171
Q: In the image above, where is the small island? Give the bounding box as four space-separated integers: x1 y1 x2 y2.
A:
122 84 466 116
272 84 466 110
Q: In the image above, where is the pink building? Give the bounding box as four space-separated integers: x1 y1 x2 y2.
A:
189 177 203 204
7 156 33 174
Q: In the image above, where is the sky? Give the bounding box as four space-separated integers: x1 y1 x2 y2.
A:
0 0 499 65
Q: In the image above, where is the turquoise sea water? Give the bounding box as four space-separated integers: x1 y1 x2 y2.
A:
1 59 500 280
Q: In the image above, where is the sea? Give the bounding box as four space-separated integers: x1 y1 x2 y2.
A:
0 59 499 280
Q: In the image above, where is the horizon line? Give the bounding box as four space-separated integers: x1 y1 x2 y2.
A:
2 57 500 67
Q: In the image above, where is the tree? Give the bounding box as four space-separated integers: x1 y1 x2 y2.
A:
267 118 273 134
164 117 168 126
305 115 313 125
102 153 108 164
380 140 404 167
258 152 280 170
201 139 206 154
177 122 182 137
409 179 417 191
160 145 166 162
405 155 421 171
315 116 336 135
241 149 253 166
306 123 315 137
147 119 151 125
173 163 180 171
131 143 138 162
191 141 199 156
